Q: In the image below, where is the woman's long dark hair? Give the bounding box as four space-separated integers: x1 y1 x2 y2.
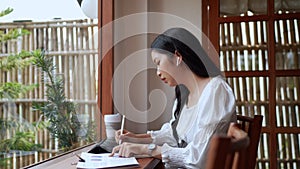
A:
150 27 221 119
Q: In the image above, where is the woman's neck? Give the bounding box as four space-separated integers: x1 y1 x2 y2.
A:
184 74 211 108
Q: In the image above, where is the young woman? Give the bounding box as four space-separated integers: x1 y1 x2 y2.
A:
110 27 236 168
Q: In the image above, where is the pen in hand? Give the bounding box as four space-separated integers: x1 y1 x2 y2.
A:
119 115 126 145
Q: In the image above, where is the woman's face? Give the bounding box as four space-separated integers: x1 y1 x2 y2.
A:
151 50 178 87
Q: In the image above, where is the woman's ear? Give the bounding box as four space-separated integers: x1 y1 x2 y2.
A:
174 50 182 66
174 50 181 57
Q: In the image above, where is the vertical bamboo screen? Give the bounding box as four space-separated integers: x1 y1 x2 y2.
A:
0 19 99 168
215 2 300 169
220 20 271 169
274 18 300 169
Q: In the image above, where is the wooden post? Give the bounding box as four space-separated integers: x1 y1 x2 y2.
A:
97 0 114 139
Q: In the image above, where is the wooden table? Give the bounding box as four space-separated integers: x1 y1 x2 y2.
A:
22 143 164 169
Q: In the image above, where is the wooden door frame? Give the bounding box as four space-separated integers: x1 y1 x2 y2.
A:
97 0 114 116
96 0 114 138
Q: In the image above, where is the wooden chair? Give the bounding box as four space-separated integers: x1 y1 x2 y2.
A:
237 115 263 169
205 123 250 169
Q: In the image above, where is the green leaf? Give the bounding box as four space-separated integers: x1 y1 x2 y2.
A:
0 8 13 17
0 82 37 99
0 28 30 43
0 132 42 152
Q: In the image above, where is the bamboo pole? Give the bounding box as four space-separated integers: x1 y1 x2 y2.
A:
283 19 294 168
67 26 73 99
80 26 85 101
61 26 69 99
232 23 238 71
261 21 268 169
231 24 241 114
287 19 300 168
73 26 78 101
220 23 227 71
78 26 84 115
293 20 300 169
276 20 288 168
229 23 238 114
235 23 243 115
226 23 234 101
253 21 266 169
227 23 233 71
90 22 97 102
86 26 92 102
249 25 256 117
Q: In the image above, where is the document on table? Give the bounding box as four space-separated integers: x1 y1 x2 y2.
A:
76 152 139 169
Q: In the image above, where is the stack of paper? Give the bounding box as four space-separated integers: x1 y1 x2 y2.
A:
76 152 139 169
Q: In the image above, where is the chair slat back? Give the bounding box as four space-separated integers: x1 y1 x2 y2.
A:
226 123 250 169
206 135 231 169
206 123 250 169
237 115 263 169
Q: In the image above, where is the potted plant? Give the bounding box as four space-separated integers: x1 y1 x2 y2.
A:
31 49 95 151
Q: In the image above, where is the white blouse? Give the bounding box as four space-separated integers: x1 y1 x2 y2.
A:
148 76 237 169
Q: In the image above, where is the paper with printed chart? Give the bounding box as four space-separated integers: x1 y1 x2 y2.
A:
76 152 139 169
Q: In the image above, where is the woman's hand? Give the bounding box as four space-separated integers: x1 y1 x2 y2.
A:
115 129 137 144
115 129 153 144
110 142 147 157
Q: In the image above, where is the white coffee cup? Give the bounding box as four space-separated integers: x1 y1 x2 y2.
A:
104 113 121 138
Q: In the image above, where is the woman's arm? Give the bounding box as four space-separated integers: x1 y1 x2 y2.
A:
115 121 178 145
110 142 162 159
115 129 152 144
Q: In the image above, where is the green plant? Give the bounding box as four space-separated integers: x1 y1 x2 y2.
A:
1 6 94 156
0 7 42 167
0 157 9 168
0 132 42 153
0 9 37 99
0 7 13 17
0 82 37 99
31 50 84 149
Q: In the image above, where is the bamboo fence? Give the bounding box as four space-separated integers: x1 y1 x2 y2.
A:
219 18 300 169
0 19 99 169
